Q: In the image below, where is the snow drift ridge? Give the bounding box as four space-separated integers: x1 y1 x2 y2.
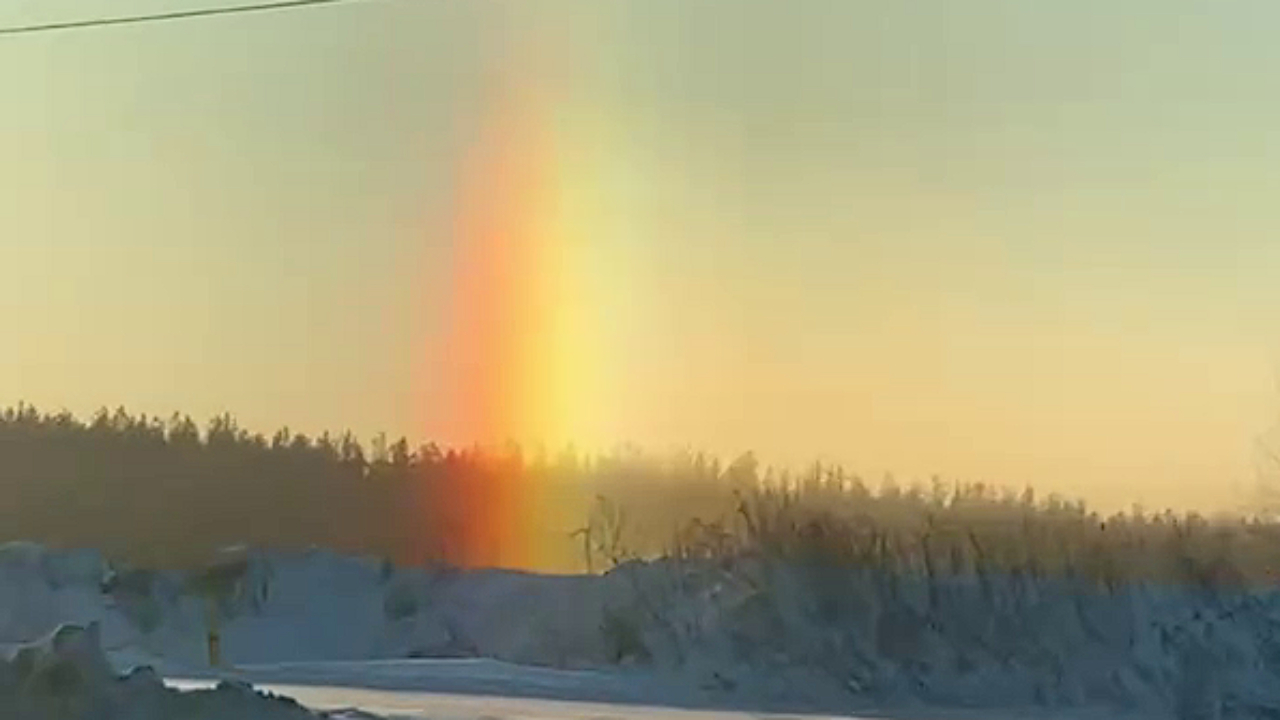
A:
4 541 1280 717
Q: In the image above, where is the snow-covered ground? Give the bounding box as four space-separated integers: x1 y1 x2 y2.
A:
0 622 331 720
167 682 1153 720
170 680 860 720
167 669 1157 720
0 622 1149 720
1 541 1278 718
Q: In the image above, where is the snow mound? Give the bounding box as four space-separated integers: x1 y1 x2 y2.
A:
8 542 1280 717
0 621 346 720
598 557 1280 718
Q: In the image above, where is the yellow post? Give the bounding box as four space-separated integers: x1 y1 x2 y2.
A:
205 596 222 668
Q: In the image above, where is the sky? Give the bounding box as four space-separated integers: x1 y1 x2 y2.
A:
3 0 1280 514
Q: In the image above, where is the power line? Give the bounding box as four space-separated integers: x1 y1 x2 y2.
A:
0 0 367 37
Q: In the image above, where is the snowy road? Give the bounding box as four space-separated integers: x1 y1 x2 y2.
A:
167 675 865 720
162 658 1151 720
181 683 854 720
167 680 1144 720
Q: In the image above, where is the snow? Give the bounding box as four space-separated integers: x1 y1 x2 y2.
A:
170 681 845 720
0 541 1278 718
167 682 1152 720
0 622 325 719
2 623 1122 720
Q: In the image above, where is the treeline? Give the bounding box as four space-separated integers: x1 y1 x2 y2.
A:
0 403 738 570
3 402 1278 589
672 474 1280 592
0 403 455 568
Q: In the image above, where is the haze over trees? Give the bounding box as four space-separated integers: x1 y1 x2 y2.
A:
0 402 731 570
1 401 1279 592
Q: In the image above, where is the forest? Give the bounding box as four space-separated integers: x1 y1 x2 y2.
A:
1 401 1277 592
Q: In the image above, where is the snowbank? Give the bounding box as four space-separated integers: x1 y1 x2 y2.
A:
3 541 1280 717
0 621 359 719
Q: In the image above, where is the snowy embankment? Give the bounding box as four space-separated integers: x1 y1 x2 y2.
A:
0 622 369 720
3 541 1280 717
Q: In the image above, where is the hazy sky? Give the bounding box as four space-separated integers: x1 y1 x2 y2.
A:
4 0 1280 512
